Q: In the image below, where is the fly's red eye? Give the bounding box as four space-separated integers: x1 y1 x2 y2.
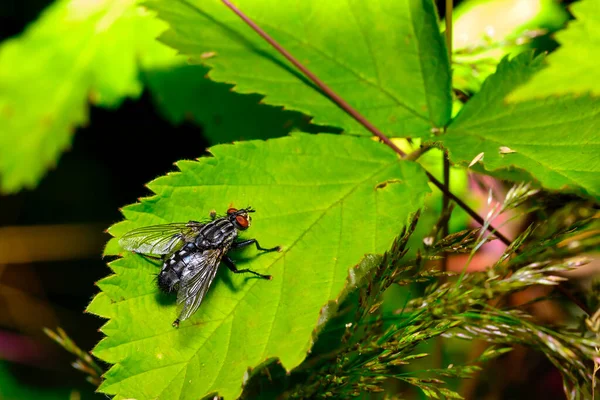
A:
235 215 249 228
227 207 238 215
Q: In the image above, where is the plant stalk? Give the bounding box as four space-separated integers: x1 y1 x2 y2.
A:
441 0 453 274
437 0 453 369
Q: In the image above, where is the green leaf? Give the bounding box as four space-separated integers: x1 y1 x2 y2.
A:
145 63 339 144
440 53 600 199
508 0 600 101
145 0 452 138
88 133 430 399
0 0 174 193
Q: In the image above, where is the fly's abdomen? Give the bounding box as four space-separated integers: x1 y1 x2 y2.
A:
158 243 198 293
158 268 179 293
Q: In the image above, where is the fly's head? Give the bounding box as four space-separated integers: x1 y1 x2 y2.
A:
227 207 255 231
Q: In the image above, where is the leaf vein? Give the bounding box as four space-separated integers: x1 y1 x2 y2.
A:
243 18 428 122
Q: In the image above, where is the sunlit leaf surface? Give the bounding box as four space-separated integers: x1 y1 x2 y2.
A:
88 134 430 399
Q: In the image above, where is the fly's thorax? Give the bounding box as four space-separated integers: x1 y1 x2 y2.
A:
196 218 238 249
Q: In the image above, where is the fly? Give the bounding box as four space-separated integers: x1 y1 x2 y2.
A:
118 207 280 327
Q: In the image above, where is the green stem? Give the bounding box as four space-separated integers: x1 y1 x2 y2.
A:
443 0 453 256
437 0 453 369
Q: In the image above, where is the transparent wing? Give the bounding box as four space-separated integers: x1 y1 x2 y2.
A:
118 222 205 256
176 249 224 322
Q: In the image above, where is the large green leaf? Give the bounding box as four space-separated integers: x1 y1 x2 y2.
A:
145 0 452 138
508 0 600 101
88 133 430 399
0 0 174 193
440 53 600 198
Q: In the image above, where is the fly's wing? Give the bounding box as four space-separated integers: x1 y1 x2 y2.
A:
118 222 205 256
176 248 224 322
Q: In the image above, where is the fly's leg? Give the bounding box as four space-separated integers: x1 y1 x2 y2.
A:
223 256 272 280
231 239 281 253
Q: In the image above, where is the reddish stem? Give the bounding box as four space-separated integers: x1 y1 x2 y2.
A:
221 0 589 316
222 0 511 246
